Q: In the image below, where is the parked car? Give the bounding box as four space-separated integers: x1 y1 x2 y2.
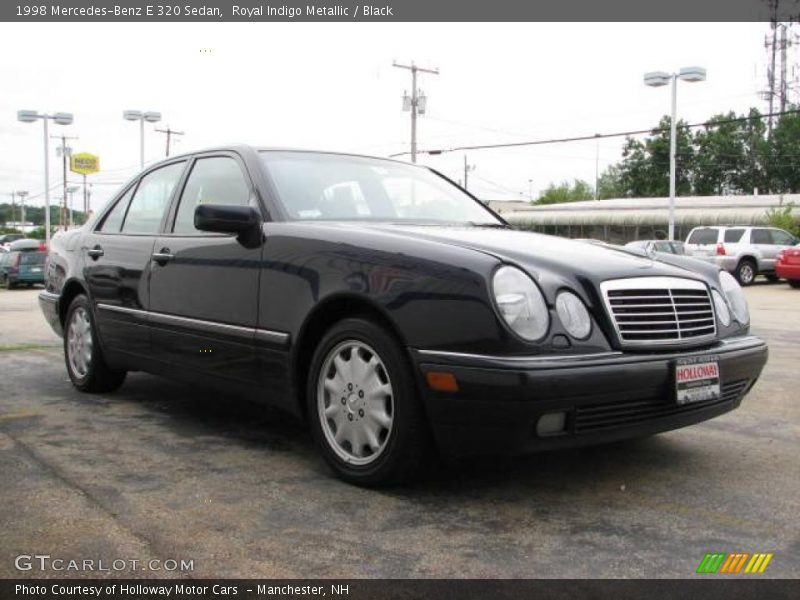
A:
625 240 686 255
0 249 46 289
39 146 768 485
776 245 800 288
0 233 24 249
684 225 798 285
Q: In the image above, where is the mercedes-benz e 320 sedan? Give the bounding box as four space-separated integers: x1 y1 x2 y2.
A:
40 146 768 485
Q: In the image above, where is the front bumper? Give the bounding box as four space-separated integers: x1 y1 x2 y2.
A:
413 335 768 457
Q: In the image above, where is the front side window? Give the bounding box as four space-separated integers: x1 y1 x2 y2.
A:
173 157 251 234
122 162 185 234
770 229 795 245
260 151 502 226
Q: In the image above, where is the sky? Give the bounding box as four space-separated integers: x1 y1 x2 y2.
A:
0 21 786 215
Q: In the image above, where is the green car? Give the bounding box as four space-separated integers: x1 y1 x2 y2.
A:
0 250 46 289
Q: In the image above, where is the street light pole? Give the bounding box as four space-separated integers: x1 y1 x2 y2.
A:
17 110 74 248
124 110 162 170
643 66 706 241
668 75 678 240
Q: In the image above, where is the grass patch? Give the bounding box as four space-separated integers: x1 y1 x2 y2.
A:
0 343 58 352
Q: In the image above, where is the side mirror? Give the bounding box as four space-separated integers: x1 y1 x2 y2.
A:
194 204 260 234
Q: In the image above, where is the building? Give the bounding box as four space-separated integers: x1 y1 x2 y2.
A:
503 194 800 243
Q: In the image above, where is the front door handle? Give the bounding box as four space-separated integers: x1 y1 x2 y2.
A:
87 245 104 259
152 248 174 265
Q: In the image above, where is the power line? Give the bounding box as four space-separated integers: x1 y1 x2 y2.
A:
390 108 800 157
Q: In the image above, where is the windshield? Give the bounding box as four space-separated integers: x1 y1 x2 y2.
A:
260 151 503 226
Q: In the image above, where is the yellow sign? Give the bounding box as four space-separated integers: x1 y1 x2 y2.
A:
70 153 100 175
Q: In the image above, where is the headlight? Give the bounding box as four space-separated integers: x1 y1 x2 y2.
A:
492 265 549 341
555 291 592 339
711 290 731 327
719 271 749 325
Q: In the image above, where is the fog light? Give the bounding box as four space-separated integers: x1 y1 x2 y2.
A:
536 411 567 436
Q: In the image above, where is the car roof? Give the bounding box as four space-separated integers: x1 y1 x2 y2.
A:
142 144 421 171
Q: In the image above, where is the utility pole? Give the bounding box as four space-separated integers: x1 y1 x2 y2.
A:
594 134 601 200
9 192 16 228
393 61 439 163
17 191 28 229
155 126 185 157
51 133 78 231
463 154 475 191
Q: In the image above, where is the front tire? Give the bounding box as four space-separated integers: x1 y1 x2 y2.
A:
307 318 431 486
735 259 757 286
64 294 127 393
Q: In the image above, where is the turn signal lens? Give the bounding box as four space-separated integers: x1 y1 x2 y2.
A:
426 371 459 392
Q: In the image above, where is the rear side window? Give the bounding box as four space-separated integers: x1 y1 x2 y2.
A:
687 229 718 245
723 228 745 243
122 162 185 234
19 252 45 265
750 229 771 244
172 157 251 234
97 186 135 232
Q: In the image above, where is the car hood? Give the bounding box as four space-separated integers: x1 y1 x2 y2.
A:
365 225 707 283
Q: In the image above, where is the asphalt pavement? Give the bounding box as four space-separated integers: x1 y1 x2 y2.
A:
0 283 797 578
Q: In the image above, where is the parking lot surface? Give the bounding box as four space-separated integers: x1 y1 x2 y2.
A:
0 283 798 578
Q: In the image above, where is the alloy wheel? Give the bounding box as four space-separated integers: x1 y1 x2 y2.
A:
67 307 93 379
317 340 394 466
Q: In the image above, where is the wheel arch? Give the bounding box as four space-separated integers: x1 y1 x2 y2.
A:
291 293 410 421
58 279 90 327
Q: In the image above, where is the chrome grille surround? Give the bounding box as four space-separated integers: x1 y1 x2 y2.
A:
600 277 717 347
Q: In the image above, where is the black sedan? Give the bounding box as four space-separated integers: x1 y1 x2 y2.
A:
39 146 768 485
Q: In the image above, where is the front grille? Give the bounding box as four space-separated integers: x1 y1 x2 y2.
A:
573 379 749 434
601 277 717 346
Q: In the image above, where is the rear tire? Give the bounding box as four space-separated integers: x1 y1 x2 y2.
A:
306 318 431 487
5 277 15 290
63 294 127 393
789 279 800 289
766 274 780 283
735 259 757 286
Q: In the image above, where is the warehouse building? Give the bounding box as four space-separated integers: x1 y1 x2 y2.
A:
493 195 800 243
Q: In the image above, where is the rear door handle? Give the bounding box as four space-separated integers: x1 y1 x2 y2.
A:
87 246 104 259
152 249 174 265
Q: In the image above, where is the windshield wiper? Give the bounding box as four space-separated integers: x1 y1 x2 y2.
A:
467 222 511 229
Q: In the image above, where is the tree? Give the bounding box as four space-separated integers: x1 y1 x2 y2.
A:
534 179 594 205
597 165 624 199
693 111 745 195
767 110 800 193
618 116 694 198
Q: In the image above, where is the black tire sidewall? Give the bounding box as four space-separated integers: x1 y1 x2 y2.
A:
306 318 425 486
736 260 756 286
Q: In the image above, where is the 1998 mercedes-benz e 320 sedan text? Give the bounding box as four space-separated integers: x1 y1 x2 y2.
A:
39 146 768 485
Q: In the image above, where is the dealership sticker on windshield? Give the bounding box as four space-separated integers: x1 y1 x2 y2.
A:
675 356 720 405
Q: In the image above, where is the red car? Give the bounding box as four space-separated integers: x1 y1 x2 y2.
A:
776 245 800 288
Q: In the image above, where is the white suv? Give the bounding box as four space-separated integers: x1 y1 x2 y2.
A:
685 226 798 285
